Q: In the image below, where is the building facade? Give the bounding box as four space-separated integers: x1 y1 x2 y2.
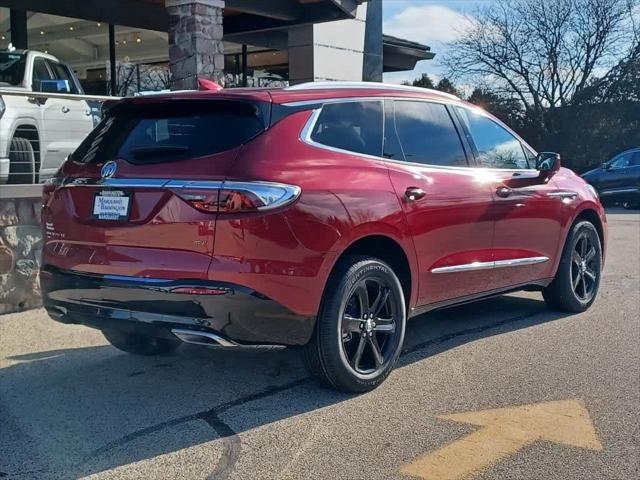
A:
0 0 433 93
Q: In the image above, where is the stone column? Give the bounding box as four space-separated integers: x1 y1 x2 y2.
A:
166 0 225 91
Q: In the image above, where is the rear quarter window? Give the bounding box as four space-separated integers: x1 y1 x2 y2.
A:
71 100 268 165
310 101 383 157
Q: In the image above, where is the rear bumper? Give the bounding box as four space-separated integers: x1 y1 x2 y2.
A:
41 266 315 346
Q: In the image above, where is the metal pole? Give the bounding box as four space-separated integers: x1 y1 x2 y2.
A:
242 44 248 87
108 24 117 95
9 9 28 49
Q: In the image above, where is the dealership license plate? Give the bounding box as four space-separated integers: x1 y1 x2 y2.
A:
92 190 131 220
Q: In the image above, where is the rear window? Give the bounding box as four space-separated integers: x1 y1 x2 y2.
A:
71 100 268 164
0 52 26 86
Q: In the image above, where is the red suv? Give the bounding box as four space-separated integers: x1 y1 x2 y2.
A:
41 83 606 392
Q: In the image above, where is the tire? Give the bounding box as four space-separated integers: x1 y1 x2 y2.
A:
8 137 36 184
542 221 602 313
302 255 406 393
102 330 181 356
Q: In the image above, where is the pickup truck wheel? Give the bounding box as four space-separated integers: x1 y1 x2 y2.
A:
102 330 181 356
302 255 406 393
8 137 36 184
542 221 602 313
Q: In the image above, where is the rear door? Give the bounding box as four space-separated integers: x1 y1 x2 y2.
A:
384 99 496 307
599 151 639 203
454 106 562 288
43 99 269 280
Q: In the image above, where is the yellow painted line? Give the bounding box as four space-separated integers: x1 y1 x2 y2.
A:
401 399 602 480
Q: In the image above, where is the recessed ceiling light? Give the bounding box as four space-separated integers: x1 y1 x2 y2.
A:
97 22 102 27
136 37 141 43
40 30 45 35
69 26 74 31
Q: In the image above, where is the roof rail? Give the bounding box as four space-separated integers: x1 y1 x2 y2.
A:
285 81 460 100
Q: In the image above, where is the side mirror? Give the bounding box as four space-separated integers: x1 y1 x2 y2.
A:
536 152 561 174
39 79 71 94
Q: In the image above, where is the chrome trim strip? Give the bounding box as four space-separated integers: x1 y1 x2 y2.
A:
431 260 495 274
431 256 549 274
60 177 301 211
547 191 578 199
599 187 639 195
493 256 549 269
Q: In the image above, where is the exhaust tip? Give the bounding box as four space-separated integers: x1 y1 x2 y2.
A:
171 329 237 347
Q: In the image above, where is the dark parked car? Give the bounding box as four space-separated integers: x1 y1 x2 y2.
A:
41 82 607 392
582 148 640 208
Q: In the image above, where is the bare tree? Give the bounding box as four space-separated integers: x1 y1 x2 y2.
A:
445 0 637 121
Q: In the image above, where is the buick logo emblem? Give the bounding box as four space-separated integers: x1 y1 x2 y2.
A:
101 161 117 179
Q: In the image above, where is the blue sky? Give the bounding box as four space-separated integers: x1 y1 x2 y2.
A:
382 0 490 84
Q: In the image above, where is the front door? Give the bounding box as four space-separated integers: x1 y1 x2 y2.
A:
599 151 640 204
38 59 93 179
454 106 564 288
384 100 496 307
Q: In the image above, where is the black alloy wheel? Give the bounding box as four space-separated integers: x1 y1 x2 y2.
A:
340 277 400 375
570 232 599 303
543 221 602 313
302 255 406 392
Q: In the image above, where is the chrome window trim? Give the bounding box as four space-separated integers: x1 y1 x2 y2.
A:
299 99 479 171
297 97 541 174
431 256 549 274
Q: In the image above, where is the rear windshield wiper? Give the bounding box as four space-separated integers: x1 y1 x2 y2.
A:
130 145 191 158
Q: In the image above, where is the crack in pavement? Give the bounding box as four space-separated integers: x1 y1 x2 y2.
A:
76 307 547 480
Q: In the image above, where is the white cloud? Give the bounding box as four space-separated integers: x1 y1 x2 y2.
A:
383 5 472 48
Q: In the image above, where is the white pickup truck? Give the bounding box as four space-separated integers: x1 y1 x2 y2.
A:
0 49 94 184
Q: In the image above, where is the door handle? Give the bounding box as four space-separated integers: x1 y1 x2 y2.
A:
61 106 70 113
404 187 426 202
496 186 512 198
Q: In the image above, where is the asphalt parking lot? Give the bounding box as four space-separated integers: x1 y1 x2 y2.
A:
1 209 639 480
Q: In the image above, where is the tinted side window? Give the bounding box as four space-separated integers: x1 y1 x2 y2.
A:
47 60 78 94
631 152 640 166
311 101 383 157
393 101 468 167
456 107 530 169
610 153 631 169
32 58 52 91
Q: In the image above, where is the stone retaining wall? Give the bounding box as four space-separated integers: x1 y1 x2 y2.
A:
0 187 43 314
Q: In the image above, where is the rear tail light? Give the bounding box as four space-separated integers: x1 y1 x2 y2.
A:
42 176 64 209
172 181 301 214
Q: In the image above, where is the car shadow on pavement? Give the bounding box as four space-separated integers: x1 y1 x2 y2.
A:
0 294 571 479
